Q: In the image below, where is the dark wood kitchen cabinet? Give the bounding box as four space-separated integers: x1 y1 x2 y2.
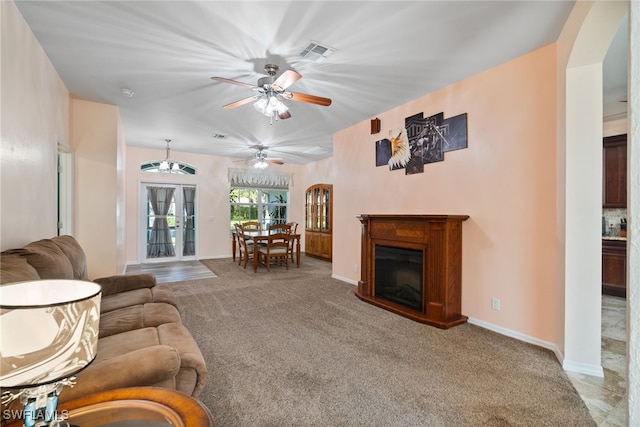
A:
602 134 627 208
602 239 626 298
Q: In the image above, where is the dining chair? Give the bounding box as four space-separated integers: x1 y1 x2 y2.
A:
242 221 263 247
232 223 241 262
235 223 254 269
256 223 291 271
242 221 261 231
285 222 298 264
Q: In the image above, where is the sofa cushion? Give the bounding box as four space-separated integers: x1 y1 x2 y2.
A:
157 323 207 397
64 345 181 402
11 239 74 280
95 327 163 361
93 273 157 296
0 253 41 284
99 303 182 338
98 284 178 314
150 284 179 307
100 288 154 313
51 235 88 280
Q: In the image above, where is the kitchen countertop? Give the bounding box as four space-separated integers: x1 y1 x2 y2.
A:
603 236 627 241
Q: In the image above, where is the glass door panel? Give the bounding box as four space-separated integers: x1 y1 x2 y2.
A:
305 190 313 229
313 188 321 229
141 183 196 262
323 188 330 231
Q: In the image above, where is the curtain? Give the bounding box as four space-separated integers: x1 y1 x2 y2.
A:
228 167 292 189
183 186 196 256
147 186 176 257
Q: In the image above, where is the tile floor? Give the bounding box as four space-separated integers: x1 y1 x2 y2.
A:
125 259 216 283
567 295 627 426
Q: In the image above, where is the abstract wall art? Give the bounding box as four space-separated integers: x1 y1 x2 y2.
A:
375 111 467 175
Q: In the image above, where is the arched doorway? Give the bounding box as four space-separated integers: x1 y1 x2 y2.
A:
560 1 637 425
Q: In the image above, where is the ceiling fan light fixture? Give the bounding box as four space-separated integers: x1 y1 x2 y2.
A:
276 99 289 115
253 93 288 122
253 159 269 169
159 159 170 171
254 96 268 114
215 63 330 124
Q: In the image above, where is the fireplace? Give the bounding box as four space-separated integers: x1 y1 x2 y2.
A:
375 245 423 311
355 214 469 329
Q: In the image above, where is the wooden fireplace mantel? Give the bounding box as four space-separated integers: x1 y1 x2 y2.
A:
355 214 469 329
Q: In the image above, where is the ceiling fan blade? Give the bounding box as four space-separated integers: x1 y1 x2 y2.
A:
288 91 332 107
267 158 284 165
272 70 302 91
211 76 257 90
223 95 258 109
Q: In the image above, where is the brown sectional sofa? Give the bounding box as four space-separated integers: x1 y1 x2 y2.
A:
0 235 207 405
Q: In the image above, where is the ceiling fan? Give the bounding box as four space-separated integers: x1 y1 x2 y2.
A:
211 64 332 123
239 145 284 169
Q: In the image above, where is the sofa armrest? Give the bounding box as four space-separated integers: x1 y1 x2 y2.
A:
93 273 157 296
60 345 181 403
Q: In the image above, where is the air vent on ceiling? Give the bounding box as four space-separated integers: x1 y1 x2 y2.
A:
298 41 337 62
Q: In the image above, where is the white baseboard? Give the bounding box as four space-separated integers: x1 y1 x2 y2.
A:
469 318 603 377
467 317 568 368
562 359 605 377
332 274 358 286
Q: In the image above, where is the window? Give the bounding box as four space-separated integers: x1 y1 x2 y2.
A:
230 188 288 230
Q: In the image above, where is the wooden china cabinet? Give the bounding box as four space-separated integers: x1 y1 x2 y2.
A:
305 184 332 260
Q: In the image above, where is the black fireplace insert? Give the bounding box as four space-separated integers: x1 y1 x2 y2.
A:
374 245 423 311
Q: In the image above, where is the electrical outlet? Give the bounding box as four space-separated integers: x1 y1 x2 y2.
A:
491 297 501 311
353 264 359 272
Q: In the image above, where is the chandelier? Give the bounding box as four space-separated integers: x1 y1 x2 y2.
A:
159 139 181 173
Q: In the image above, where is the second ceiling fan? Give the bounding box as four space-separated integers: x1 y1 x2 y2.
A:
212 64 332 123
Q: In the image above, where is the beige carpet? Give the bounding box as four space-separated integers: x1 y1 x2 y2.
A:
168 256 595 427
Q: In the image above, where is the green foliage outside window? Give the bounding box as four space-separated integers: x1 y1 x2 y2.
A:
229 188 288 230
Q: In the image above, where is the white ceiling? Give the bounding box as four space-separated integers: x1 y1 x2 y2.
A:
14 1 627 164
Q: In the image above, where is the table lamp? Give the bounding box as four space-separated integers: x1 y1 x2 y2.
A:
1 280 101 427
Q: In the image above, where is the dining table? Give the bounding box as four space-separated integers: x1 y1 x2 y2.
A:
241 229 301 272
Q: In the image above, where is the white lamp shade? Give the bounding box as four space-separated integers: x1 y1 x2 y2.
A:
0 280 101 388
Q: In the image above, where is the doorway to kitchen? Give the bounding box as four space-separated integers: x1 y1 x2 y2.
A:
139 183 197 263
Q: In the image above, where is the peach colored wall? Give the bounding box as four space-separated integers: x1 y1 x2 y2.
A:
125 146 303 263
71 99 125 278
1 1 70 250
331 44 560 344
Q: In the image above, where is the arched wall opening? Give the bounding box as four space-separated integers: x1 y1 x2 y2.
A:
560 1 638 424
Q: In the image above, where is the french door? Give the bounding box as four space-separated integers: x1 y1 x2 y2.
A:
140 183 197 262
